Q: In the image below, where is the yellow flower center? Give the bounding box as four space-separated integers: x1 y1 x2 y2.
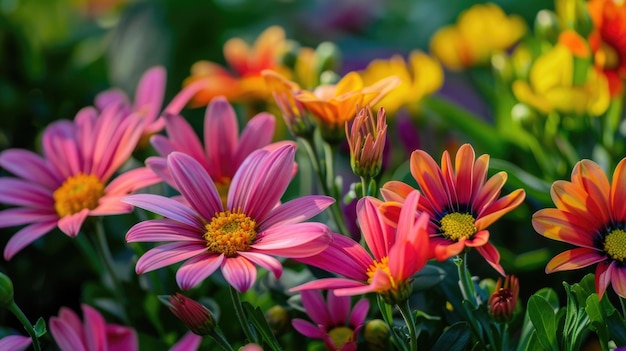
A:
604 229 626 263
440 212 476 241
366 256 395 288
204 210 257 257
53 174 105 217
328 326 354 349
595 42 620 70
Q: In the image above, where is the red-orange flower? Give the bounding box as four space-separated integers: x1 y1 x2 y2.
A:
380 144 526 275
533 158 626 299
588 0 626 96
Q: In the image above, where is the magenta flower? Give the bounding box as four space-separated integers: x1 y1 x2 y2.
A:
124 145 334 292
0 104 161 259
95 65 207 140
147 95 294 200
0 335 31 351
292 290 369 351
49 304 138 351
292 191 430 303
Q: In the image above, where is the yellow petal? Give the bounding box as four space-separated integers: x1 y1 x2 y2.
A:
335 72 364 95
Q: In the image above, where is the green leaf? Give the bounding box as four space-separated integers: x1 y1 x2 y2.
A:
527 295 559 351
585 295 609 351
525 330 548 351
242 302 283 351
431 321 471 350
411 264 446 291
33 317 46 338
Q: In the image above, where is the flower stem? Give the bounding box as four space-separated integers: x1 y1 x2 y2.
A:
397 300 418 351
8 301 40 351
455 252 477 308
210 327 235 351
620 296 626 319
229 286 257 344
376 295 407 351
93 220 130 324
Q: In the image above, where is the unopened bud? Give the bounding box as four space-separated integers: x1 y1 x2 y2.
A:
0 272 14 308
265 305 290 336
364 319 390 351
489 275 520 323
161 293 216 336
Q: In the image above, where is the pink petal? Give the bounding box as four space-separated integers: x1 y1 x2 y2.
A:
134 66 166 124
0 178 54 208
0 207 57 228
0 335 31 351
95 88 128 110
259 195 334 230
410 149 451 214
126 219 203 243
357 196 394 260
290 278 370 294
105 167 161 195
610 158 626 223
105 324 139 351
4 220 58 260
292 319 324 339
233 112 276 167
251 223 331 258
58 209 90 237
221 256 257 292
169 332 201 351
595 261 613 299
90 195 133 216
123 194 204 228
454 144 476 205
0 149 61 189
475 242 505 276
167 152 223 219
57 307 84 339
162 114 206 166
611 265 626 298
50 317 88 351
237 251 283 279
300 290 331 325
81 305 107 351
204 96 239 180
327 290 350 326
380 181 415 202
145 156 175 188
164 78 208 116
150 135 176 159
349 299 370 328
42 120 81 180
136 242 208 274
433 238 466 261
176 253 225 290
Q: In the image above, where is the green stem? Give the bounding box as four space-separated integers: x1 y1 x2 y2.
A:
210 327 235 351
455 252 477 308
229 286 256 344
74 234 102 273
397 300 418 351
93 220 130 324
8 301 40 351
376 295 407 351
620 296 626 319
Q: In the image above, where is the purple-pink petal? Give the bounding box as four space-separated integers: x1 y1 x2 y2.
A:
169 332 202 351
133 66 166 124
0 149 61 189
163 78 208 116
234 112 276 167
123 194 204 228
221 256 257 292
0 178 54 208
105 324 139 351
238 251 283 279
292 319 325 339
162 114 206 165
167 152 223 219
349 299 370 328
145 156 174 187
50 317 87 351
204 96 239 180
0 335 31 351
135 242 208 274
300 290 330 325
126 219 203 243
259 195 334 230
327 290 350 326
4 220 58 260
82 305 107 351
251 223 331 258
58 209 90 237
105 167 161 195
0 207 57 228
175 253 224 290
291 278 369 294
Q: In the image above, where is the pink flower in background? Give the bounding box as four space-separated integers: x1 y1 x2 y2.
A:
0 104 161 260
169 332 202 351
148 95 295 201
293 191 430 303
292 290 369 351
49 304 138 351
95 65 208 141
125 145 334 292
0 335 31 351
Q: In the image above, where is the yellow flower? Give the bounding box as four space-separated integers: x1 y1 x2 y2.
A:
430 3 526 70
360 51 443 115
512 31 610 116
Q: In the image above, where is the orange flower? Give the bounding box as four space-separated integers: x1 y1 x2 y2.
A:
183 26 290 106
295 72 399 143
588 0 626 96
262 70 315 137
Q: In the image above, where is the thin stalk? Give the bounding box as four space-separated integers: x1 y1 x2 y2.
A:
620 296 626 319
455 252 477 308
377 295 407 351
322 141 350 235
8 301 40 351
229 286 257 344
210 327 235 351
397 300 418 351
73 234 102 274
93 220 130 324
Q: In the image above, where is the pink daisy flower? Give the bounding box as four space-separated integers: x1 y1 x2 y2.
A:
95 65 208 141
292 290 370 351
0 104 160 259
147 95 294 200
124 145 334 292
292 190 430 303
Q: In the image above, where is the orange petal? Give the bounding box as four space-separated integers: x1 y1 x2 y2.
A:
380 181 415 202
550 180 605 228
531 208 597 248
454 144 476 205
335 72 364 95
473 171 508 216
610 158 626 222
410 150 451 214
546 248 604 273
475 188 525 230
433 238 466 260
595 261 613 300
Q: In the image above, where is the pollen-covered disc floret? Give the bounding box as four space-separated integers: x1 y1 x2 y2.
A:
204 210 257 257
439 212 476 241
53 174 105 217
603 228 626 263
366 256 393 286
328 326 354 350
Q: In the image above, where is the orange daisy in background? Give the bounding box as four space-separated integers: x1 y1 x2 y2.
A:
380 144 526 275
183 26 290 106
587 0 626 96
533 158 626 299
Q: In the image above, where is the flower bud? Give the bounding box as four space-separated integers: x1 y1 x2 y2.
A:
0 272 14 308
265 305 290 336
488 275 519 323
161 293 216 336
364 319 390 351
534 10 560 44
346 106 388 179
